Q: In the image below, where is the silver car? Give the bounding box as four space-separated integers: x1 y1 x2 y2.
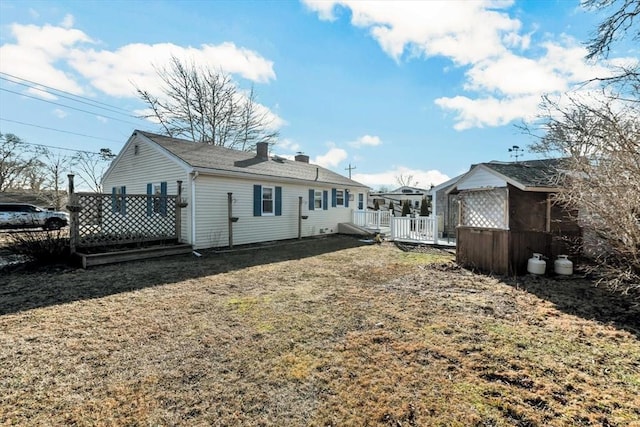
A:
0 203 69 230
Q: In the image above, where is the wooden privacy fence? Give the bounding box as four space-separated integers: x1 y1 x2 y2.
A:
66 175 185 253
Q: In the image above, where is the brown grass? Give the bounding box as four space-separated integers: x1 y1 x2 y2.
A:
1 236 639 426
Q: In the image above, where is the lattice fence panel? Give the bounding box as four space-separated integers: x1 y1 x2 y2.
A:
74 193 177 248
460 188 507 229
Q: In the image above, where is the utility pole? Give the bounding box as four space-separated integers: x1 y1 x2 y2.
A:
345 163 356 179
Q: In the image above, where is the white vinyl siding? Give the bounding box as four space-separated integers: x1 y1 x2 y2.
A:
191 176 359 249
102 135 191 243
457 167 507 191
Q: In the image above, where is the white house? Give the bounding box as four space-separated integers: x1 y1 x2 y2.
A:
102 131 370 250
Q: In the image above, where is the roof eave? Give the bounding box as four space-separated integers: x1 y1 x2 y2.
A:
192 166 369 188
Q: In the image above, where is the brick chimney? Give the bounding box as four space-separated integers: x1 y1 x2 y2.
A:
256 142 269 160
295 153 309 163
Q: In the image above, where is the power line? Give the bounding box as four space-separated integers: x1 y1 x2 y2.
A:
0 71 133 114
0 117 124 143
0 75 136 118
19 140 111 157
0 88 143 126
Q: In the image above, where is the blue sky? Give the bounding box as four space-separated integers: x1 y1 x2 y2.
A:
0 0 634 190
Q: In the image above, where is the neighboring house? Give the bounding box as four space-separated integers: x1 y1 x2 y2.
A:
369 186 431 215
429 174 463 238
448 159 581 275
102 131 369 249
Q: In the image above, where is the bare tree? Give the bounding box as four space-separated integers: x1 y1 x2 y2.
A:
137 56 279 150
0 133 40 192
72 148 115 193
583 0 639 60
395 174 418 188
525 1 640 292
37 150 74 209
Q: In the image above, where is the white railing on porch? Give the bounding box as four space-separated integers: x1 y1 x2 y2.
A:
352 209 391 229
352 210 440 244
390 215 438 243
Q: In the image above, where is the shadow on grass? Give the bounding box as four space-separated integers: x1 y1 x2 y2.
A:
501 273 640 339
0 235 368 316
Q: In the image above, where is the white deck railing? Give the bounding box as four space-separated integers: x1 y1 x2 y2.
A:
390 216 438 243
352 210 440 244
352 209 391 229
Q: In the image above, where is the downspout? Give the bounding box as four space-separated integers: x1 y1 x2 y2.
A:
191 171 199 248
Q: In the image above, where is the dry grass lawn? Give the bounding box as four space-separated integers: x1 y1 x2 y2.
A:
1 235 639 426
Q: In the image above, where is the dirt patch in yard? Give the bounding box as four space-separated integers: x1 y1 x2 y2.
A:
1 235 639 426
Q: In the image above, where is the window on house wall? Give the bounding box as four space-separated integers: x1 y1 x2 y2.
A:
111 186 126 215
262 186 274 215
336 190 344 207
358 193 364 210
147 182 167 216
254 185 282 216
314 190 323 209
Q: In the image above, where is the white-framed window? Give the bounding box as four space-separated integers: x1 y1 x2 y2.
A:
336 190 344 207
314 190 323 210
358 193 364 210
262 186 274 215
153 184 162 214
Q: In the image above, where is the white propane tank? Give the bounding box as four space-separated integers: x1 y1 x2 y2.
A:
527 253 546 275
554 255 573 275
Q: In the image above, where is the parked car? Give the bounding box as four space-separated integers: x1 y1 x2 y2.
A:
0 203 69 230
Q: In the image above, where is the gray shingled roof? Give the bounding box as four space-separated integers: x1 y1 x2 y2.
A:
482 159 565 188
137 131 368 188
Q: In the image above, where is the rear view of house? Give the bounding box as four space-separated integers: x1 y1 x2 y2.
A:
102 131 369 249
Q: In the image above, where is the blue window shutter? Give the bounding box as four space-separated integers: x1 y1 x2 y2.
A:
111 187 117 213
345 189 349 208
308 189 315 211
121 186 127 215
253 185 262 216
275 186 282 216
332 188 337 207
146 183 153 216
160 181 168 216
323 190 328 210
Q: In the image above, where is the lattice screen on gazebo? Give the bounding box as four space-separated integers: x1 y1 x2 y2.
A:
74 193 177 247
460 188 507 229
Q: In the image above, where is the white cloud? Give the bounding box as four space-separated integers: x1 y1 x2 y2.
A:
352 166 450 190
60 14 74 29
314 147 348 168
0 21 276 99
305 1 631 131
96 116 108 123
435 94 541 130
52 108 67 118
303 0 521 64
0 22 93 94
26 85 58 100
350 134 382 148
276 138 301 152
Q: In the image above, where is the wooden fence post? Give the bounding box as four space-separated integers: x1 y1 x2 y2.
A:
176 180 183 242
66 174 79 254
228 192 233 248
